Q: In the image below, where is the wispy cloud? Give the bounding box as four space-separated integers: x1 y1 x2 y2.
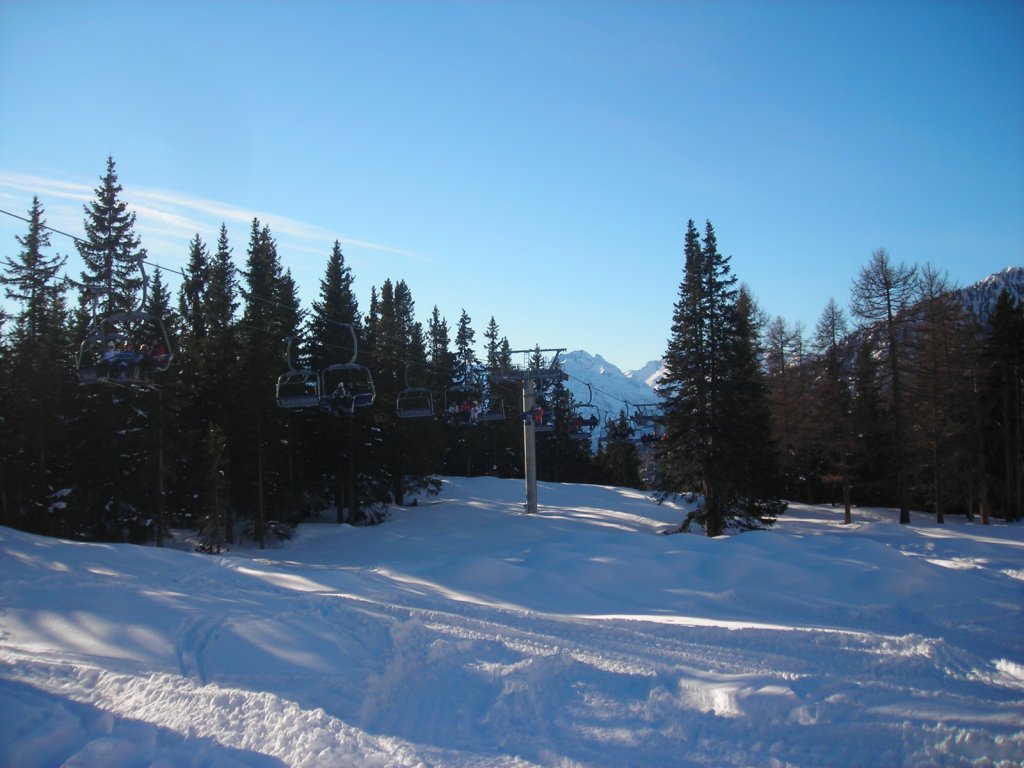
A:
0 172 432 265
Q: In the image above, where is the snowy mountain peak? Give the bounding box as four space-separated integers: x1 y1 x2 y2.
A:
959 266 1023 326
625 360 667 390
562 350 662 424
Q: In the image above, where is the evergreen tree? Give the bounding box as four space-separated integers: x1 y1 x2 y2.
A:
76 157 145 316
170 232 215 534
145 267 176 338
306 240 360 370
981 289 1024 520
723 287 785 522
178 233 210 344
195 224 239 426
0 197 72 533
60 161 162 540
810 298 854 522
454 309 478 377
595 411 643 489
1 196 66 341
233 220 299 544
484 316 501 371
365 279 440 505
303 241 365 524
658 220 783 535
848 333 891 505
427 305 453 383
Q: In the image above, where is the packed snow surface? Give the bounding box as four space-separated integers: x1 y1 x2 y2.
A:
2 477 1022 767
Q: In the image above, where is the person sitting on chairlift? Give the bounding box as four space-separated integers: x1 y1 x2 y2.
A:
146 336 169 375
332 381 359 414
114 342 143 380
97 341 118 379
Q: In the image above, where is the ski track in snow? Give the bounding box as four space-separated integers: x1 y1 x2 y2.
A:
2 478 1023 767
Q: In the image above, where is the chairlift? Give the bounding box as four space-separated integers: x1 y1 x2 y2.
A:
630 403 661 429
276 337 321 410
76 303 174 388
396 363 434 419
531 400 556 432
444 383 480 426
319 324 375 415
476 396 505 422
569 385 601 440
74 257 174 387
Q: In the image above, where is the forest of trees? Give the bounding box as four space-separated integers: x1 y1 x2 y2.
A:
1 159 1021 545
0 159 619 547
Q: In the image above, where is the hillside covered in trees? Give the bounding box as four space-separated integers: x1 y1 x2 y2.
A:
1 158 1020 545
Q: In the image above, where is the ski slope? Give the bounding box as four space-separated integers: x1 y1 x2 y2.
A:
1 477 1022 767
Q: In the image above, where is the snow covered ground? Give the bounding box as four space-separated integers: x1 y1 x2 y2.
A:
1 476 1022 767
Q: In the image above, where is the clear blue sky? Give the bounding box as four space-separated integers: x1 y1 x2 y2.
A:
1 0 1021 371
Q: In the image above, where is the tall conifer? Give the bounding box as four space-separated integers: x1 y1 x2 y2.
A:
659 220 783 535
76 157 145 316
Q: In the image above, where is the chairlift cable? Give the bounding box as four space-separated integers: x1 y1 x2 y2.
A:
3 205 580 398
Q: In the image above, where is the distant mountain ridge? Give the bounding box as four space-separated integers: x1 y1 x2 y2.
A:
561 351 662 426
958 266 1023 326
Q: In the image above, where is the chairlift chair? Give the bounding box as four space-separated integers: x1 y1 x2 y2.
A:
275 336 322 410
476 397 505 422
76 310 174 387
567 384 600 440
570 407 601 440
314 324 376 415
532 399 556 432
444 384 480 426
397 388 434 418
320 363 376 413
396 364 434 419
630 403 662 429
74 257 175 388
276 370 322 409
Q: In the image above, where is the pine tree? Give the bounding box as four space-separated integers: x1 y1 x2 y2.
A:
484 316 501 371
848 333 891 505
981 289 1024 520
76 157 145 316
595 411 643 488
365 279 440 505
145 267 176 338
2 196 66 341
810 298 854 522
658 220 783 535
454 309 478 376
723 287 785 523
427 305 453 385
303 242 366 524
0 197 72 533
233 220 299 543
306 240 360 370
193 224 239 426
178 233 210 344
169 232 214 534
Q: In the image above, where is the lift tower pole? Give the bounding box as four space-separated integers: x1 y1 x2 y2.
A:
522 375 538 513
499 348 566 514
